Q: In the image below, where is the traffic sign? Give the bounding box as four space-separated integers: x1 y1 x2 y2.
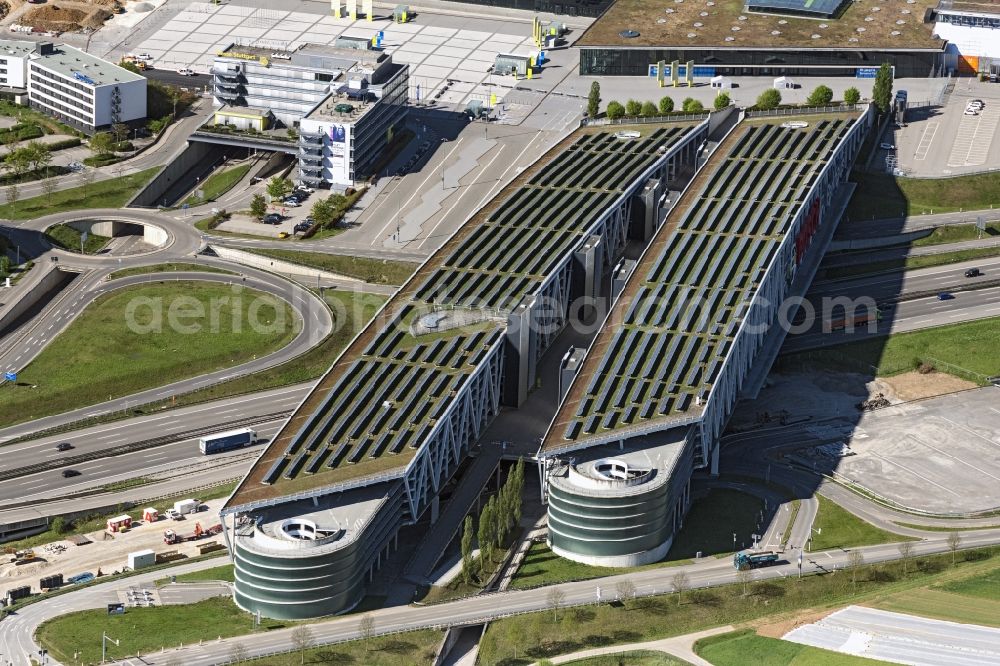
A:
4 371 15 382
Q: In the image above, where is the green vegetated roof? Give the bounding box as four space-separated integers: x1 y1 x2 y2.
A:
578 0 942 50
226 122 696 510
541 114 857 455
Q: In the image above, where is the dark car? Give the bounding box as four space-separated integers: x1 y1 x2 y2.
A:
937 292 955 301
294 222 312 233
62 469 81 478
262 213 283 225
56 442 74 451
965 268 982 278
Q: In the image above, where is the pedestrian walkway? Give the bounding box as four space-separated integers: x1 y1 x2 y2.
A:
529 625 735 666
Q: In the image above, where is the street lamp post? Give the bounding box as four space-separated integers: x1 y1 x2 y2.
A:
101 633 118 664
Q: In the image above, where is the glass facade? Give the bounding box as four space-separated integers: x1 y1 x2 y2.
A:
580 47 944 78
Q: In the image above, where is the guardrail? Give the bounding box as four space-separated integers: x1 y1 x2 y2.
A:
581 112 709 127
744 103 865 118
0 412 287 482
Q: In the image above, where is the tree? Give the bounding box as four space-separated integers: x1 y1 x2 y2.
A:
250 193 267 221
625 99 642 116
478 498 494 564
806 85 834 106
671 571 689 605
358 614 375 652
844 86 861 105
4 147 29 180
847 549 864 586
89 131 115 157
5 184 18 215
640 101 658 117
290 626 313 665
682 98 704 113
111 122 130 145
266 176 291 202
605 101 625 120
658 96 674 114
898 541 914 575
587 81 601 118
713 92 731 111
25 141 51 175
947 532 961 565
872 62 894 114
736 567 754 596
615 579 636 605
546 586 565 622
229 643 249 663
756 89 782 110
0 130 16 155
0 255 9 278
81 167 95 196
461 515 475 585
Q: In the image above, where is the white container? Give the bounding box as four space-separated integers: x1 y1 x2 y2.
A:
127 549 156 570
174 499 199 515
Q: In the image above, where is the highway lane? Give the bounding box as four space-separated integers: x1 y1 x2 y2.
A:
836 208 1000 241
784 284 1000 353
809 258 1000 302
823 236 1000 268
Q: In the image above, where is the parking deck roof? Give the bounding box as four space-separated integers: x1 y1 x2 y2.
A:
540 113 857 456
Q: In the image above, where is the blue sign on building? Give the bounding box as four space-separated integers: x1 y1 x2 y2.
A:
856 67 879 78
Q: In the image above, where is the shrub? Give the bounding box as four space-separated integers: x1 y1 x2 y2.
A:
605 101 625 120
47 137 82 151
658 96 674 113
640 101 658 117
682 98 704 113
713 92 731 111
844 86 861 104
806 85 834 106
756 89 782 110
625 99 642 116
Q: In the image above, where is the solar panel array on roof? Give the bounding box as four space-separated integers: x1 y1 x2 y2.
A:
745 0 849 18
552 118 853 446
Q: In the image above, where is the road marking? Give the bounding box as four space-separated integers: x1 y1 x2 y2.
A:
913 122 938 161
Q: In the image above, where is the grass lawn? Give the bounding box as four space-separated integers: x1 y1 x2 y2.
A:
0 166 160 219
508 489 761 591
822 245 1000 280
809 495 909 552
778 317 1000 381
694 629 893 666
156 563 234 587
244 248 419 285
936 565 1000 601
37 596 293 664
911 222 1000 247
846 170 1000 220
45 224 110 254
108 263 235 279
0 482 238 552
252 629 442 665
871 585 1000 629
0 281 297 427
184 163 250 205
560 651 692 666
479 547 1000 665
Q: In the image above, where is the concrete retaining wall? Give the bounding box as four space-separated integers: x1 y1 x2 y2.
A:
128 141 229 208
65 219 169 248
0 266 76 337
209 245 360 283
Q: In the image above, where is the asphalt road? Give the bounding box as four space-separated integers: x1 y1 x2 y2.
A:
809 257 1000 302
823 236 1000 268
836 209 1000 241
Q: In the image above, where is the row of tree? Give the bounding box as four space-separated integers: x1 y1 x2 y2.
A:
461 458 525 585
4 141 52 179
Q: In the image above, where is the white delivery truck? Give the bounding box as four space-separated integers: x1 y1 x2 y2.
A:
173 498 200 515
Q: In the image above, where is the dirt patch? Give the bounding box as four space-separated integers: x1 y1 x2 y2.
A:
873 370 977 403
23 3 110 32
755 607 839 639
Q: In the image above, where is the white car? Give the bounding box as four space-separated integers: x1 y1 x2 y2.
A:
964 108 980 116
282 199 301 208
165 509 182 520
177 67 196 76
133 52 152 61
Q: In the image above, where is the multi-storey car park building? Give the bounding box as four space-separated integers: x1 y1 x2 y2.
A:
219 120 712 619
536 112 869 566
576 0 947 77
210 42 408 188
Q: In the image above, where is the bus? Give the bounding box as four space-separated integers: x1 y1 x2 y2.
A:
199 428 258 455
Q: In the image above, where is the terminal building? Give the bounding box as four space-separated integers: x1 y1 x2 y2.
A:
219 105 869 617
0 40 145 133
210 42 408 188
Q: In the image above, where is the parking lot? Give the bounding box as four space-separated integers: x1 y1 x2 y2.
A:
825 387 1000 514
893 79 1000 177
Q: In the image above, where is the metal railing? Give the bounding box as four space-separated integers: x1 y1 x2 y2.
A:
582 111 709 127
745 103 865 118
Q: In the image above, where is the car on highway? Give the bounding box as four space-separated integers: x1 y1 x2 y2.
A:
937 292 955 300
879 142 895 151
61 469 81 478
965 268 982 278
177 68 197 76
262 213 283 225
56 442 74 451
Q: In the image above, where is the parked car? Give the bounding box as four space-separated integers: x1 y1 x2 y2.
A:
262 213 283 225
61 469 81 478
294 222 313 233
56 442 74 451
879 142 895 151
937 292 955 300
282 199 301 208
133 53 152 61
165 509 183 520
964 108 980 116
177 68 197 76
965 268 982 278
294 184 315 194
68 161 84 172
277 231 290 239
